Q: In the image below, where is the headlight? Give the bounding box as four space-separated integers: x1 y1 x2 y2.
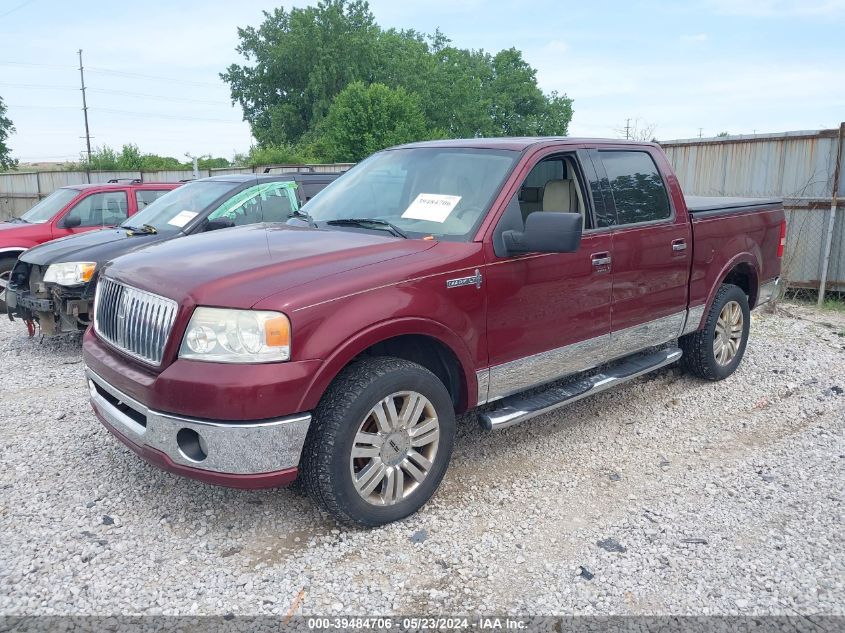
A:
179 307 290 363
43 262 97 286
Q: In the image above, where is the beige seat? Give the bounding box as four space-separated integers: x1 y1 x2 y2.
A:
542 179 579 213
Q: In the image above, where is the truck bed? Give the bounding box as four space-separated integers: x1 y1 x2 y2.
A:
685 195 782 217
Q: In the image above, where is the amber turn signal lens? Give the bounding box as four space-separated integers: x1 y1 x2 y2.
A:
264 315 290 348
80 263 97 282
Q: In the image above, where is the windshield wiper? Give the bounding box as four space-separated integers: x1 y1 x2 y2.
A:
123 223 158 235
289 208 317 228
5 217 27 223
325 218 407 238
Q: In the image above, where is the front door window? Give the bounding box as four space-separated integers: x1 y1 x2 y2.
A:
64 191 129 227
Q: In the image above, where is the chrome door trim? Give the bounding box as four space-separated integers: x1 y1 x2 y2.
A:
681 304 707 336
476 369 491 405
482 311 687 403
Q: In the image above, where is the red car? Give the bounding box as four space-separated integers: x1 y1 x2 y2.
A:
83 138 785 526
0 180 179 307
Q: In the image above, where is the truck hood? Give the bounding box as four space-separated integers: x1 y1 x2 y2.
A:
103 223 437 309
0 220 46 245
20 228 169 266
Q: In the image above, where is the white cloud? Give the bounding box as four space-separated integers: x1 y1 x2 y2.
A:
679 33 708 43
543 40 570 54
531 53 845 140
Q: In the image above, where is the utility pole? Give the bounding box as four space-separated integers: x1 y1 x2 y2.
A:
185 153 200 180
78 49 92 163
698 128 703 139
624 119 631 140
817 121 844 306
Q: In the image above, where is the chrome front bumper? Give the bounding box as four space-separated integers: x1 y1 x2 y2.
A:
86 368 311 475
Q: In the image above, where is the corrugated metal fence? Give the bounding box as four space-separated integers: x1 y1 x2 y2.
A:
6 131 844 295
0 163 353 220
662 124 845 296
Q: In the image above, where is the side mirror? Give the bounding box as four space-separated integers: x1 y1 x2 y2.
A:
61 214 82 229
204 218 236 232
502 212 582 255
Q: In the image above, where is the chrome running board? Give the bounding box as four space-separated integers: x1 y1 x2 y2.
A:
479 347 682 430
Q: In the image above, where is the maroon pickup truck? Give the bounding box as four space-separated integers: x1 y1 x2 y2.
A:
82 138 785 526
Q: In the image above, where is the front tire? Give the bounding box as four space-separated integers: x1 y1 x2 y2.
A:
300 357 456 527
680 283 750 381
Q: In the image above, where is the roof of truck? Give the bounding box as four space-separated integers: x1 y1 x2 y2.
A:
202 173 342 183
63 182 180 191
395 137 659 151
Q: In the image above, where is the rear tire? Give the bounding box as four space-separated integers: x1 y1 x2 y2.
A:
680 283 750 381
0 256 16 314
300 357 455 527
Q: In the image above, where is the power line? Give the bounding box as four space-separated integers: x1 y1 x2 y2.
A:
6 104 242 123
85 67 221 87
0 60 75 69
0 81 77 90
0 60 222 87
91 107 242 124
7 104 80 109
0 0 37 19
88 88 225 106
0 82 228 106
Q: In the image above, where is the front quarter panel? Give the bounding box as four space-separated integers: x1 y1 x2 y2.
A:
253 241 487 412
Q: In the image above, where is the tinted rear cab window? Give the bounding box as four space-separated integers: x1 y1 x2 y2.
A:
600 151 671 225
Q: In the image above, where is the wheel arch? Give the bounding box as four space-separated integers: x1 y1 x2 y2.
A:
298 317 478 414
0 246 30 259
695 253 760 332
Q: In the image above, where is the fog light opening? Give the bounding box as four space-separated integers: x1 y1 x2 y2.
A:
176 428 208 463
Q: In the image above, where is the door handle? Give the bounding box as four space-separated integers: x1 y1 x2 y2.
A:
591 253 612 267
672 239 687 252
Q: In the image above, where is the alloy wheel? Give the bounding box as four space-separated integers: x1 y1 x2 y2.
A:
714 300 744 365
349 391 440 506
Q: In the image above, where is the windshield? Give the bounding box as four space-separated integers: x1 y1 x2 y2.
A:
20 188 80 224
122 181 238 232
302 148 519 240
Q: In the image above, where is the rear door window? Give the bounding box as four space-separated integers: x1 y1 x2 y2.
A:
206 182 298 226
66 191 129 227
599 151 671 225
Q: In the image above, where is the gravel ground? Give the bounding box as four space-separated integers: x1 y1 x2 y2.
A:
1 304 843 617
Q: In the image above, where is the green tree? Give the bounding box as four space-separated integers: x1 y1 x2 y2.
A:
315 82 428 161
197 156 231 169
222 0 380 145
222 0 573 151
82 146 119 170
73 144 229 171
0 97 18 171
245 143 316 166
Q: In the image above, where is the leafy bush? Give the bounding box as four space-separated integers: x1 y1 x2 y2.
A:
69 144 230 171
314 82 430 162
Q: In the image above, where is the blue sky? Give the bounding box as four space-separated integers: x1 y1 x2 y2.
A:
0 0 843 162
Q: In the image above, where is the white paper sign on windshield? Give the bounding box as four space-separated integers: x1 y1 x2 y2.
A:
401 194 462 223
167 210 199 228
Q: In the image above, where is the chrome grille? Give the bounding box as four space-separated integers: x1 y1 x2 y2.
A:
94 277 178 365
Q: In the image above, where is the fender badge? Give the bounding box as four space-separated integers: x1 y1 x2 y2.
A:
446 269 483 289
